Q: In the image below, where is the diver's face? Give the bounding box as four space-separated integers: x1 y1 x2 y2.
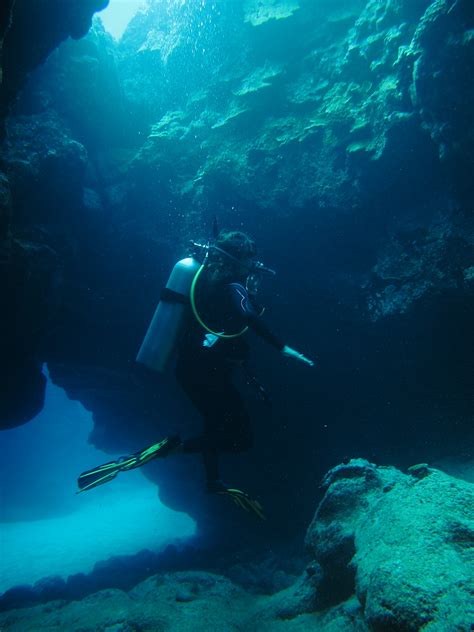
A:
210 246 256 282
219 254 252 279
234 259 254 281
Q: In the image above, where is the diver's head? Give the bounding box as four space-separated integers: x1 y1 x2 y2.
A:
207 230 257 283
215 230 257 266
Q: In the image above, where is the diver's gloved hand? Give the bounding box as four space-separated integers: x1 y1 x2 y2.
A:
282 345 314 367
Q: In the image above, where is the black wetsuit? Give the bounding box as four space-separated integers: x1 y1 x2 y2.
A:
175 280 283 488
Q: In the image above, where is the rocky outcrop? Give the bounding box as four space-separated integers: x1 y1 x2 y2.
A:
298 459 474 630
119 0 473 317
365 208 474 319
364 0 474 317
0 3 119 428
0 168 51 427
0 112 87 428
411 0 474 167
0 0 109 136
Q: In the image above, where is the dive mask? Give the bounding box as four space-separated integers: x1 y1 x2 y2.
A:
189 240 276 294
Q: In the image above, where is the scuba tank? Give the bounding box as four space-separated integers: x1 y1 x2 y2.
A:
136 230 275 372
136 257 200 372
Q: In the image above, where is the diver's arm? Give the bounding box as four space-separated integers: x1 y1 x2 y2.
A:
247 313 285 350
250 321 314 366
228 284 315 365
229 283 284 350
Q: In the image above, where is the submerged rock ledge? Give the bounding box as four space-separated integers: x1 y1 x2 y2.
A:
1 459 473 631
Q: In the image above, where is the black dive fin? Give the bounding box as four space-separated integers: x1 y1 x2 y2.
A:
217 487 266 520
77 436 181 493
77 467 118 492
77 457 134 493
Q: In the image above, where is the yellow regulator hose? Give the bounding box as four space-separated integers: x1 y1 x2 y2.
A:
189 264 249 339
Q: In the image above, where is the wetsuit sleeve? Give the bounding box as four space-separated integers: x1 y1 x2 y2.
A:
229 283 284 351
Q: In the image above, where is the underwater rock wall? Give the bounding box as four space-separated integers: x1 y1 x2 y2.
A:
0 109 88 427
0 0 109 136
0 0 473 540
0 1 112 426
120 0 474 318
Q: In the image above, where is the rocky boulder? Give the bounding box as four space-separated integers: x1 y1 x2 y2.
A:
300 459 474 630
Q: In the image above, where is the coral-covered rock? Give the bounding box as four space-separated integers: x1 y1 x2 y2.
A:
0 112 88 428
411 0 474 165
305 459 404 607
0 0 109 134
366 209 474 319
0 235 53 428
120 0 473 320
303 459 474 630
3 111 88 215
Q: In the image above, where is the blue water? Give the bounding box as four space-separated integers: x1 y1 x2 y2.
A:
0 367 195 592
1 0 472 618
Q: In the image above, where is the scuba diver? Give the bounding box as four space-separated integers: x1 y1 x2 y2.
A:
77 230 313 519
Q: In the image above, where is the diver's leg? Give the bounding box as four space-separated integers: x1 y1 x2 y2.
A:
215 382 253 454
181 423 220 489
180 389 252 493
176 355 225 487
177 361 264 516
